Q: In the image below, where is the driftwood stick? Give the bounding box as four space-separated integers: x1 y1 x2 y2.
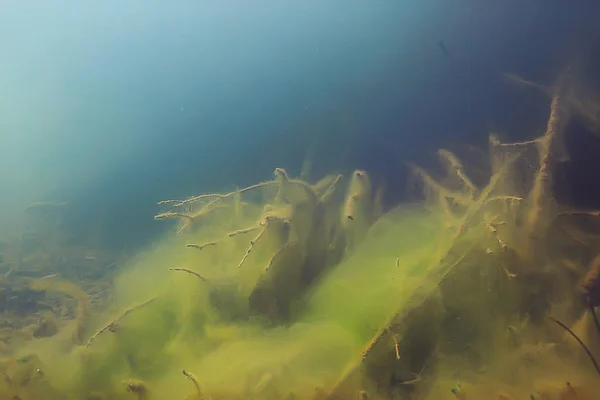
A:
86 298 156 348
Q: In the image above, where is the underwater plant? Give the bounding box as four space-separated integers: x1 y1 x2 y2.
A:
2 65 600 400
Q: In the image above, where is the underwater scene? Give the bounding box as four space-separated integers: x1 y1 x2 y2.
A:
3 1 600 399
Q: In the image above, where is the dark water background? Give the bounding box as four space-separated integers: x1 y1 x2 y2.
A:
1 1 600 250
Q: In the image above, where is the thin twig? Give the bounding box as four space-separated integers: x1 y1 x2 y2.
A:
493 139 541 148
549 315 600 375
173 181 275 208
319 174 343 203
186 242 217 251
228 227 260 237
24 201 69 212
157 199 183 205
559 210 600 218
265 241 297 271
525 93 563 239
86 298 156 348
503 73 551 95
169 267 209 283
238 226 268 269
588 303 600 344
437 149 477 197
154 212 193 221
486 196 522 204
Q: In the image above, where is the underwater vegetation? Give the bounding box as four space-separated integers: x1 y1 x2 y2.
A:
2 67 600 400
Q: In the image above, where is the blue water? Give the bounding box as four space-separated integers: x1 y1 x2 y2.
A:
0 0 598 248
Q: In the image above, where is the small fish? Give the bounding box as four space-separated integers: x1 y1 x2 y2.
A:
503 266 517 280
103 262 117 270
437 40 450 58
395 257 400 268
40 274 58 280
108 323 120 333
343 193 360 224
